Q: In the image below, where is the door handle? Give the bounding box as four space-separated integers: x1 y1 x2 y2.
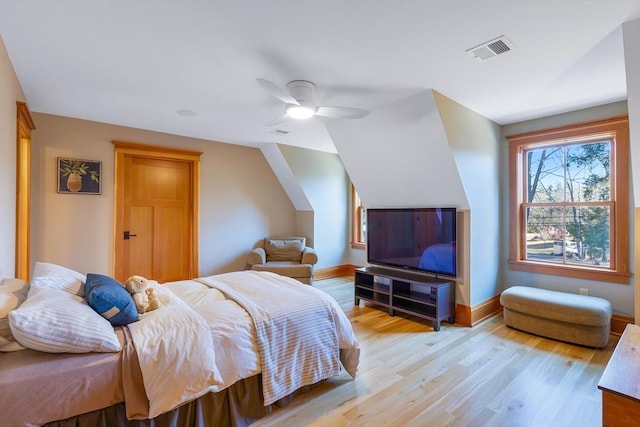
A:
124 231 137 240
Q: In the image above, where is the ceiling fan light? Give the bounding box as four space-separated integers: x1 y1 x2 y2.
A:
286 105 315 120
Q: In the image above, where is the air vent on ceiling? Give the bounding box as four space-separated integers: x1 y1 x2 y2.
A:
466 36 515 61
273 129 290 135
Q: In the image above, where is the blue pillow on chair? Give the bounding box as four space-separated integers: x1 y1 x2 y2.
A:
85 273 139 326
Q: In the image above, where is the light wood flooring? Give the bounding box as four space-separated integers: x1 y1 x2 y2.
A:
252 276 619 427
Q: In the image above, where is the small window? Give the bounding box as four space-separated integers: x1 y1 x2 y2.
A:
507 116 630 284
351 185 366 249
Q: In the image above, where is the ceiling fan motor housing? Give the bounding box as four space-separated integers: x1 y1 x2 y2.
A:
287 80 316 108
257 77 369 124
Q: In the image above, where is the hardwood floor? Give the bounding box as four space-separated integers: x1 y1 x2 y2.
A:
252 276 619 427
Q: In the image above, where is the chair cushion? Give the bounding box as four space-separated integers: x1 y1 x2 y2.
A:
264 237 305 262
251 262 313 278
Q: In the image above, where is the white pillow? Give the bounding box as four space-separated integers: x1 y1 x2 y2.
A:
9 285 121 353
0 278 29 352
32 262 86 296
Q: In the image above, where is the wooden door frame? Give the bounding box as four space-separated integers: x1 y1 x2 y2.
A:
113 141 202 280
16 102 35 280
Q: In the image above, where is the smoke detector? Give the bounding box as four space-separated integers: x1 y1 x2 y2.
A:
466 36 515 61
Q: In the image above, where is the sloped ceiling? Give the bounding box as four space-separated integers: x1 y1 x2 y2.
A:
0 1 639 153
327 90 469 209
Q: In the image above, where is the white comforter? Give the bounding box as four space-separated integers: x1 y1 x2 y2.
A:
198 271 360 405
128 271 360 417
126 284 224 418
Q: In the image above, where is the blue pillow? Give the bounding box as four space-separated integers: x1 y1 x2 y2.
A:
85 273 139 326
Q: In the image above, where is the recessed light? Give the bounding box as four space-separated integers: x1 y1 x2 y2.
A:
176 109 197 117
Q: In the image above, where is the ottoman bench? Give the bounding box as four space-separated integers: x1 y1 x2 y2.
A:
500 286 612 348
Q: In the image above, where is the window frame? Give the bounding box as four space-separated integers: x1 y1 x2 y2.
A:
351 185 366 250
507 115 630 284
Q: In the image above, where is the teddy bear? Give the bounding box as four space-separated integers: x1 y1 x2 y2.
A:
123 275 163 314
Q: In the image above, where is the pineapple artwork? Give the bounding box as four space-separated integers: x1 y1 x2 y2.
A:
57 158 101 194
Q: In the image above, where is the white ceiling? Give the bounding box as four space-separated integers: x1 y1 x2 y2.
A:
1 1 639 153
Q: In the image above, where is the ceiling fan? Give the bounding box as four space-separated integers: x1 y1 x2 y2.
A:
257 78 369 126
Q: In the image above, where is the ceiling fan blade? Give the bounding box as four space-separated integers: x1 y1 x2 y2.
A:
256 78 299 105
264 113 288 127
316 106 369 119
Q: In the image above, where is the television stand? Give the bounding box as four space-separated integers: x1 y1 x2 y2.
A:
354 266 455 331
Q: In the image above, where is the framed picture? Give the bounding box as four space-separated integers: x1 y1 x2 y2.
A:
57 157 102 195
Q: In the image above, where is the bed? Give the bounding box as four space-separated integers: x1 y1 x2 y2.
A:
0 265 360 427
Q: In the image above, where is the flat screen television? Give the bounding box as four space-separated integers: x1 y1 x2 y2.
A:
367 207 457 277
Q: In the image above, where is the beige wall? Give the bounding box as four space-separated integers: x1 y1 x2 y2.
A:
30 113 296 277
0 35 26 278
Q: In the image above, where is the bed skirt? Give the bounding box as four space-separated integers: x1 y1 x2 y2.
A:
44 375 271 427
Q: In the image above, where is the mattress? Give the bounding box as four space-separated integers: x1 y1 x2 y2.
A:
0 328 139 427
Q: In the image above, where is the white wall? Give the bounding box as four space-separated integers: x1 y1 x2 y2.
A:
0 35 26 278
260 143 313 211
327 89 502 309
434 92 502 306
30 113 297 277
279 145 351 269
623 17 640 323
624 18 640 205
501 101 634 317
328 90 469 210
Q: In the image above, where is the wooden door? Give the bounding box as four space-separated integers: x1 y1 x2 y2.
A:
114 142 201 283
15 102 35 280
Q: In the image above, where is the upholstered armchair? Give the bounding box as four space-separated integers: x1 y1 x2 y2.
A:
247 237 318 284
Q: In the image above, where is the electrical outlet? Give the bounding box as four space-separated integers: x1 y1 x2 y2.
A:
579 288 588 296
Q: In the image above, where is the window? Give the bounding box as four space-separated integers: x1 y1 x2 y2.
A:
351 185 366 249
508 116 630 284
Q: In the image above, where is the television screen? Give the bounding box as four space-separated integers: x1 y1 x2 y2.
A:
367 207 457 277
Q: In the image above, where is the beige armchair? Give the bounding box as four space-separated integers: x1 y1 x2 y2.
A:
247 237 318 284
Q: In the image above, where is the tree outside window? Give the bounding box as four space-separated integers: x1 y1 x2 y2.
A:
508 116 630 284
351 185 366 249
